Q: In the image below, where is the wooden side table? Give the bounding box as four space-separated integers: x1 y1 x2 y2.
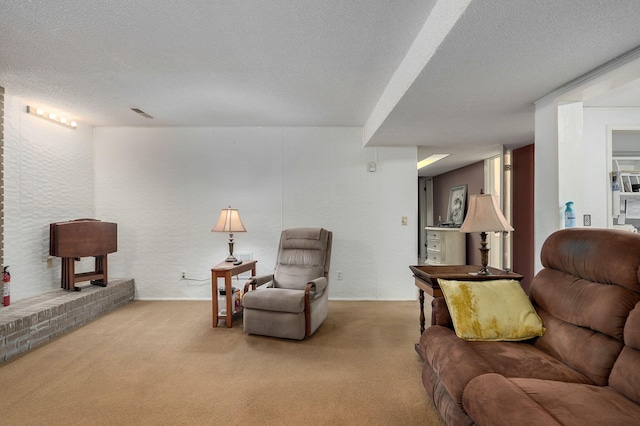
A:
211 260 257 328
410 264 524 336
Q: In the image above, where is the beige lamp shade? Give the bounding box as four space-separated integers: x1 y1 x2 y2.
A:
211 207 246 233
459 193 513 276
212 206 246 262
459 194 513 233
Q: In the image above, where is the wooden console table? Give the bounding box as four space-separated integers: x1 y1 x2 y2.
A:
410 264 524 336
211 260 257 328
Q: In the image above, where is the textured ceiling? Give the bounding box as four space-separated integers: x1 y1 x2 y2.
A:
0 0 436 126
2 0 640 177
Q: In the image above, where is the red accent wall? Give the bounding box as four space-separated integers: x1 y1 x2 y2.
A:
512 144 535 294
433 161 484 265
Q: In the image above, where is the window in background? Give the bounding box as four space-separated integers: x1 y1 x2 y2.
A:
484 151 513 270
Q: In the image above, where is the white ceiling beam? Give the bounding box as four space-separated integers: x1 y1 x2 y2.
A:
363 0 472 146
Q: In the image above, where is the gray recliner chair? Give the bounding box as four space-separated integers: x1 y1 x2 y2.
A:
242 228 332 340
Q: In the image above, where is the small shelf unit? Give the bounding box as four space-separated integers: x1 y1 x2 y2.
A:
612 157 640 230
614 157 640 194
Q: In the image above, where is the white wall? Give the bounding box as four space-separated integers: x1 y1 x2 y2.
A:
535 101 640 272
557 102 584 228
94 126 418 300
534 98 560 272
4 94 95 300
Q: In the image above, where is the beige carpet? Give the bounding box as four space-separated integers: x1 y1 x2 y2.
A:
0 300 444 426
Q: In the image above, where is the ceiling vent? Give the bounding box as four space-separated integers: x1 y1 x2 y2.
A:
130 108 153 119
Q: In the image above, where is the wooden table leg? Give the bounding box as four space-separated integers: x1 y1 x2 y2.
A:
92 255 108 287
61 257 75 291
225 271 233 328
415 288 426 359
419 288 425 335
212 270 218 328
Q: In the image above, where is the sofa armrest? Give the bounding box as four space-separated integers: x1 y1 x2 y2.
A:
432 297 453 329
420 326 495 410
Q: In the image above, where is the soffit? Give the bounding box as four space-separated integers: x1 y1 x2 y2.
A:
363 1 640 175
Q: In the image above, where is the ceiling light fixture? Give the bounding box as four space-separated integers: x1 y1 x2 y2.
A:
26 106 77 129
417 154 449 170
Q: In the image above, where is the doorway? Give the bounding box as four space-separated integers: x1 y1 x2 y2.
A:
418 177 433 261
609 128 640 232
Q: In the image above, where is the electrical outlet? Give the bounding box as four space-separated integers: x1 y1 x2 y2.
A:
337 271 343 280
181 270 186 279
584 214 592 226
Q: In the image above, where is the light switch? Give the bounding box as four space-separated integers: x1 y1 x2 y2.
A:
401 216 408 226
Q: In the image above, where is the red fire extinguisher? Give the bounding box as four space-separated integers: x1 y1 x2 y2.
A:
3 266 10 306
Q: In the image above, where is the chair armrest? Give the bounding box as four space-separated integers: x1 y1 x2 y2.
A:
431 297 453 329
243 274 274 293
303 279 325 338
307 277 327 295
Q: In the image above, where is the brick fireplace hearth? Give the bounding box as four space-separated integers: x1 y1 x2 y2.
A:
0 279 134 362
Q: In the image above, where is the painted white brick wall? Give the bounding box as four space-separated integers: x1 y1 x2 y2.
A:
94 126 418 300
2 95 418 302
3 94 95 301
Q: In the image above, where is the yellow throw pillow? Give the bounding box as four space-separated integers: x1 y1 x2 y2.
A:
439 279 545 341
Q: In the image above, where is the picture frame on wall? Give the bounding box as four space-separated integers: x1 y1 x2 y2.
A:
447 184 467 227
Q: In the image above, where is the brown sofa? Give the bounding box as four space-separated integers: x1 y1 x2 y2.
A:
419 228 640 425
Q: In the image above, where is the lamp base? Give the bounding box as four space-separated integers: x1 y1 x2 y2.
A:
472 233 492 276
225 238 236 262
468 269 492 277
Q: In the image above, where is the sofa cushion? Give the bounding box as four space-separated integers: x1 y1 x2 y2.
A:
532 268 640 342
530 228 640 386
533 308 625 386
610 302 640 404
439 279 545 341
420 325 591 412
464 373 640 426
539 228 640 295
468 340 592 384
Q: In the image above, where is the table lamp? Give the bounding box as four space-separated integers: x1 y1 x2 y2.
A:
459 193 513 275
212 206 246 262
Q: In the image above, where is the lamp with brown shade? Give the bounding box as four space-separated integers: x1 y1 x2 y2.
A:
459 193 513 275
